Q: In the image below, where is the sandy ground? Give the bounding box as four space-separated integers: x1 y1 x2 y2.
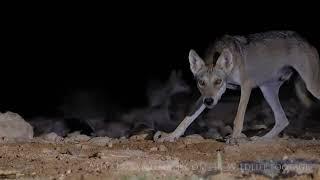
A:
0 134 320 180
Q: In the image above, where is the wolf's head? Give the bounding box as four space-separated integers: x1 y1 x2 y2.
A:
188 49 234 108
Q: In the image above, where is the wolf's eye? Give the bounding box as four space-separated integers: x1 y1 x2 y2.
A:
198 80 205 86
214 79 222 85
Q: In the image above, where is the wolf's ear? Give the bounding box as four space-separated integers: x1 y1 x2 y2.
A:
189 49 205 75
216 49 234 74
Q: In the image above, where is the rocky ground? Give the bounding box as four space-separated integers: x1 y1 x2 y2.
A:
0 132 320 180
0 77 320 179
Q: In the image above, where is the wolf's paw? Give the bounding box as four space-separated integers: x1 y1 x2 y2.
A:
153 131 179 142
225 133 248 145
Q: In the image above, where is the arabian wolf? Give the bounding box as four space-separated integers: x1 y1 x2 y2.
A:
156 31 320 142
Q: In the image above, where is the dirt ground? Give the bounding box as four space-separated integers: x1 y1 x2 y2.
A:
0 134 320 180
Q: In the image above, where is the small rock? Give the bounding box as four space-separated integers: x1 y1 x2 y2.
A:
41 132 63 142
129 133 149 140
108 143 113 148
64 132 90 143
130 127 154 140
185 134 204 140
66 169 71 174
183 134 205 144
150 147 158 151
282 155 288 160
89 137 112 146
159 145 167 152
118 137 128 143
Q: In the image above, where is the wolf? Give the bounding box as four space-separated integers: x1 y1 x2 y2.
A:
155 30 320 143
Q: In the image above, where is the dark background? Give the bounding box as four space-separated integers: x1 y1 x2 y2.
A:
1 4 319 118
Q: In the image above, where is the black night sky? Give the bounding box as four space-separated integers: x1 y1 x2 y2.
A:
1 4 319 118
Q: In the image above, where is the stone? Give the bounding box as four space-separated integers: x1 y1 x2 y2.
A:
0 111 33 139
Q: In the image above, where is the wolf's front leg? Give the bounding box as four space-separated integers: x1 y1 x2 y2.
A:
227 84 252 144
154 103 206 142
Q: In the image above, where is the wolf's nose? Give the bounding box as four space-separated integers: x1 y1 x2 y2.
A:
204 98 214 106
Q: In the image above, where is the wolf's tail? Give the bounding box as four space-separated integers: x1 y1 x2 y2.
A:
294 75 317 108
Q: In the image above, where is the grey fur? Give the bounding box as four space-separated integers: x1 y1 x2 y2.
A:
156 30 320 142
198 30 320 140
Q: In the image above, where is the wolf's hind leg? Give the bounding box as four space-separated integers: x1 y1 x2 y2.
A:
301 73 320 101
259 82 289 138
293 49 320 101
